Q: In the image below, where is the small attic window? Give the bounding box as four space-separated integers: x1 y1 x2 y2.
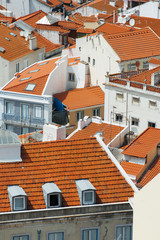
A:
38 61 49 66
29 69 40 73
0 47 5 53
25 83 36 91
42 182 62 208
7 186 27 211
76 179 96 205
4 37 10 41
20 77 31 81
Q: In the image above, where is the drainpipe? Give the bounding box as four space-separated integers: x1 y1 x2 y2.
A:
37 229 41 240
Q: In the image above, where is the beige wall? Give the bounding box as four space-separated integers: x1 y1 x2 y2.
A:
66 105 104 135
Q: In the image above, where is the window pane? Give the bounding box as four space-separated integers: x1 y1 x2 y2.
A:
84 191 93 203
83 230 89 240
48 232 63 240
13 236 29 240
6 102 14 114
15 197 24 210
35 106 42 118
90 229 97 240
83 229 98 240
124 226 131 240
116 227 123 240
49 194 59 207
21 104 29 119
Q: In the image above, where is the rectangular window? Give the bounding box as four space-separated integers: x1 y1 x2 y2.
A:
88 57 90 63
21 104 29 120
24 59 28 69
83 191 94 205
149 100 157 109
93 59 95 66
116 225 132 240
21 127 29 135
132 96 140 105
6 124 14 132
14 197 25 211
34 106 43 119
13 235 29 240
143 61 149 69
76 111 84 122
131 117 139 126
6 102 14 114
154 73 160 85
127 63 136 71
48 232 64 240
49 194 59 207
148 121 156 128
16 62 20 72
115 113 123 122
82 229 98 240
93 108 100 117
38 52 44 61
116 92 123 102
68 73 75 81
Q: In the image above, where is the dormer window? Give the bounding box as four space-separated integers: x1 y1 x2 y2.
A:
76 179 96 205
42 182 61 208
8 186 27 211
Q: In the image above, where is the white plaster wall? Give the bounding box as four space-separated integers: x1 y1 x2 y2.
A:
0 144 21 162
104 82 160 135
37 29 60 44
81 34 120 90
123 155 145 165
62 47 80 57
43 55 68 95
1 0 29 18
133 173 160 240
0 58 9 88
73 6 101 16
30 0 52 14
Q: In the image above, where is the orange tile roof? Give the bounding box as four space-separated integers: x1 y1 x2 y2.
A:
0 5 6 10
37 0 62 8
0 16 15 24
96 22 133 34
0 24 44 61
77 27 94 34
121 161 143 177
0 137 134 212
17 10 47 29
58 20 82 30
126 15 160 37
71 13 98 23
36 24 70 34
69 121 124 145
148 57 160 65
137 156 160 187
130 65 160 85
68 57 80 66
103 27 160 61
122 128 160 158
54 86 104 110
68 37 75 45
86 0 117 13
3 57 60 95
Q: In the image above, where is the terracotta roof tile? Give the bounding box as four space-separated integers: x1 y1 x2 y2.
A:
36 24 70 34
37 0 62 8
77 27 94 34
54 86 104 110
86 0 117 13
3 57 61 95
0 137 134 212
137 156 160 187
58 20 82 30
0 5 6 10
96 22 133 34
0 24 44 61
103 27 160 61
122 128 160 158
121 161 143 176
148 57 160 65
69 121 124 145
68 57 80 65
71 13 98 23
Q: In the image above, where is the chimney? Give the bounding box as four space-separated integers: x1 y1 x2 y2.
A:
43 124 66 141
29 37 37 50
78 116 92 130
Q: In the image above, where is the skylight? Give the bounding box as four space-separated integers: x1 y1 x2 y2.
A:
20 77 31 81
4 37 10 41
29 69 40 73
0 47 5 53
9 32 17 37
25 84 36 91
38 61 49 66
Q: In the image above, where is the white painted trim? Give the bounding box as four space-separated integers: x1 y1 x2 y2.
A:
95 133 138 193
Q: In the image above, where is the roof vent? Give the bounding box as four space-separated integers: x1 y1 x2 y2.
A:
9 32 17 37
0 47 5 53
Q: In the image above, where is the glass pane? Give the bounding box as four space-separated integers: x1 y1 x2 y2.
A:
84 192 93 203
48 233 63 240
22 104 29 119
90 229 97 240
116 227 123 240
83 230 89 240
124 226 131 240
57 232 63 240
15 197 24 210
35 106 42 118
48 233 55 240
50 194 59 207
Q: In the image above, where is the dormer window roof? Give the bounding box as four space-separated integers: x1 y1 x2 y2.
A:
7 186 27 211
42 182 62 208
75 179 96 205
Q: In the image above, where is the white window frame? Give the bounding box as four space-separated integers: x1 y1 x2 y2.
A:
16 62 20 72
68 73 75 82
14 196 25 211
83 191 94 205
48 231 64 240
132 96 140 105
82 228 98 240
5 101 14 115
116 92 123 102
93 108 100 117
48 193 60 208
115 224 132 240
34 105 43 119
115 113 123 122
76 111 84 122
131 117 139 126
21 104 30 120
149 100 157 109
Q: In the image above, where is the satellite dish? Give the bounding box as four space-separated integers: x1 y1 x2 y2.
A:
129 18 135 27
122 18 126 24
